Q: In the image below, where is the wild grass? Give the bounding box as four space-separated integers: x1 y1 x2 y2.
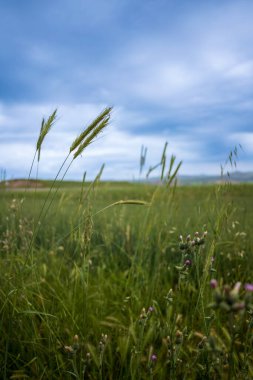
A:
0 109 253 379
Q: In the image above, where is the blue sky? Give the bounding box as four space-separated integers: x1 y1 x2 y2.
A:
0 0 253 180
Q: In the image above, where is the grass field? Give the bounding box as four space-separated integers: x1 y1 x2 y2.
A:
0 180 253 379
1 109 253 379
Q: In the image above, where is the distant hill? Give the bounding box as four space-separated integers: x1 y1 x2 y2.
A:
177 171 253 185
143 171 253 185
1 171 253 189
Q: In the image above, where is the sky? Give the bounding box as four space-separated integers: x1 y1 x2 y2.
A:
0 0 253 181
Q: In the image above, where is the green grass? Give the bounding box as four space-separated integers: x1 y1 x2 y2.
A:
1 107 252 379
0 181 253 379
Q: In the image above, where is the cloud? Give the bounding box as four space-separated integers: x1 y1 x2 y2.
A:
0 1 253 179
1 101 249 181
229 133 253 154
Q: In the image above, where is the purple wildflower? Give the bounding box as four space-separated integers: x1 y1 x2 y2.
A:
210 279 218 289
245 283 253 292
148 306 155 313
151 354 157 362
185 259 192 266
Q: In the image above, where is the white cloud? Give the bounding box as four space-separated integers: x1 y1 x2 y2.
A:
1 2 253 180
0 101 216 180
0 97 251 179
226 60 253 79
229 132 253 154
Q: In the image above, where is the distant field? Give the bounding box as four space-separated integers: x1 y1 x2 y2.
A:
0 181 253 379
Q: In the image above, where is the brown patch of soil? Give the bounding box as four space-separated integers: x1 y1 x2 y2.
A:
5 180 44 189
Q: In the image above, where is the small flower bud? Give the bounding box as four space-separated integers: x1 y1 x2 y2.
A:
64 345 74 353
175 330 183 344
179 243 187 250
231 302 245 312
224 285 231 294
230 282 241 298
210 279 218 289
219 301 231 312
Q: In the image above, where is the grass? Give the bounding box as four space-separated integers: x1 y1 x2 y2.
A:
1 182 253 379
0 109 253 379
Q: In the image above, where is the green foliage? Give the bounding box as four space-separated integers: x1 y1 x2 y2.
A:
0 183 252 379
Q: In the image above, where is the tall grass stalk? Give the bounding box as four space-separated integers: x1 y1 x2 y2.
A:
193 147 243 338
27 107 112 257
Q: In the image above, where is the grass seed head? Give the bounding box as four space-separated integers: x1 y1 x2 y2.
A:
70 106 112 154
73 115 110 159
37 109 57 161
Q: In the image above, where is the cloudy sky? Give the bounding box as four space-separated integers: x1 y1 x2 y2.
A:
0 0 253 180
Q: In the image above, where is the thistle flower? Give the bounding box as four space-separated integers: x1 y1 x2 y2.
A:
245 283 253 292
210 279 218 289
210 281 248 313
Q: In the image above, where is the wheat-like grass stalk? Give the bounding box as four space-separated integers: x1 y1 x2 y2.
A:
36 109 57 161
73 116 110 159
27 107 112 257
70 106 112 153
146 141 168 179
24 110 57 196
57 199 149 244
38 109 112 221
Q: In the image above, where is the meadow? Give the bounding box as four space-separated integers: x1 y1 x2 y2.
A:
0 108 253 379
